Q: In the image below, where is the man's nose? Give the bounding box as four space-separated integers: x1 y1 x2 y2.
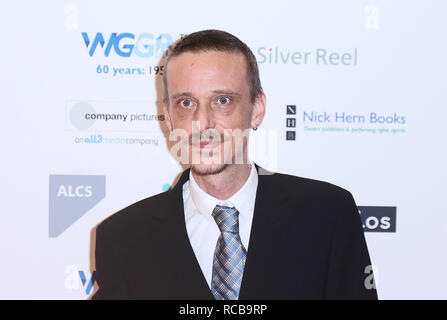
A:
193 104 214 131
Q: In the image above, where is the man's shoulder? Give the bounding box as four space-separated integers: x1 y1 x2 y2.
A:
95 189 175 239
260 169 355 209
260 170 359 229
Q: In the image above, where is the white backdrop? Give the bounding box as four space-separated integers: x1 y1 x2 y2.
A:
1 0 446 299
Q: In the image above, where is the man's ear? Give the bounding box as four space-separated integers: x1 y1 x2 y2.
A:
163 98 173 132
250 92 266 129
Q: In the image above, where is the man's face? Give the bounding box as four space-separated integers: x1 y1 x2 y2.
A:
163 50 265 175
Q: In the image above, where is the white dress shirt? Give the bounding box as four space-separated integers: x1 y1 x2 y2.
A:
182 162 258 289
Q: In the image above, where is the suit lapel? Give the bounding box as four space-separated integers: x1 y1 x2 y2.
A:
160 168 214 299
156 164 288 300
238 164 291 299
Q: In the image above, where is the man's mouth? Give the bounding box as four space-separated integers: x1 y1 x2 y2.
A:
199 139 220 149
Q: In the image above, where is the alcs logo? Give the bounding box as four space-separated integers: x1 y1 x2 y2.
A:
82 32 174 57
49 175 106 237
57 184 92 197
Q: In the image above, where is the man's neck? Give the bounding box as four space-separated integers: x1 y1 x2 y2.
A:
191 163 252 200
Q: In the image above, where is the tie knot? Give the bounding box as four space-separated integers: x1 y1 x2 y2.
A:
212 205 240 233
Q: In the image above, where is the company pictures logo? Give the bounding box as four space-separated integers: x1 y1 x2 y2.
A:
82 32 174 57
49 175 106 237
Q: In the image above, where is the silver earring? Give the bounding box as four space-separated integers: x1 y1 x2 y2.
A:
253 127 258 131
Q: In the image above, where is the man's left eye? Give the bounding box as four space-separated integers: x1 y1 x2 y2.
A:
217 97 231 105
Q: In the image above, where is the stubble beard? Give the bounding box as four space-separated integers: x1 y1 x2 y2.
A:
190 162 229 176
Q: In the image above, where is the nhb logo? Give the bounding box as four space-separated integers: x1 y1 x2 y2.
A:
82 32 173 57
286 105 297 141
49 175 106 237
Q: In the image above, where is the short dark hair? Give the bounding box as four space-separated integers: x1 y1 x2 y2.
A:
162 29 263 103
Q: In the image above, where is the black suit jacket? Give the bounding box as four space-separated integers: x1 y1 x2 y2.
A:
92 164 377 300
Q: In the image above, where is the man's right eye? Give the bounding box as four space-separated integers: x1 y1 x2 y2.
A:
179 99 193 108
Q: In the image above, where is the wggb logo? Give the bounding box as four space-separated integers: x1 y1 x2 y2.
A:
82 32 174 57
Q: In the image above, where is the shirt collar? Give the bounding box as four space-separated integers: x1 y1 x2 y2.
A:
188 161 258 219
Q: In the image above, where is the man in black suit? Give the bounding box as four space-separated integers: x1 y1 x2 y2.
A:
92 30 377 300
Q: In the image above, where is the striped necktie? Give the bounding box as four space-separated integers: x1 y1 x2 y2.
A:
211 205 247 300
